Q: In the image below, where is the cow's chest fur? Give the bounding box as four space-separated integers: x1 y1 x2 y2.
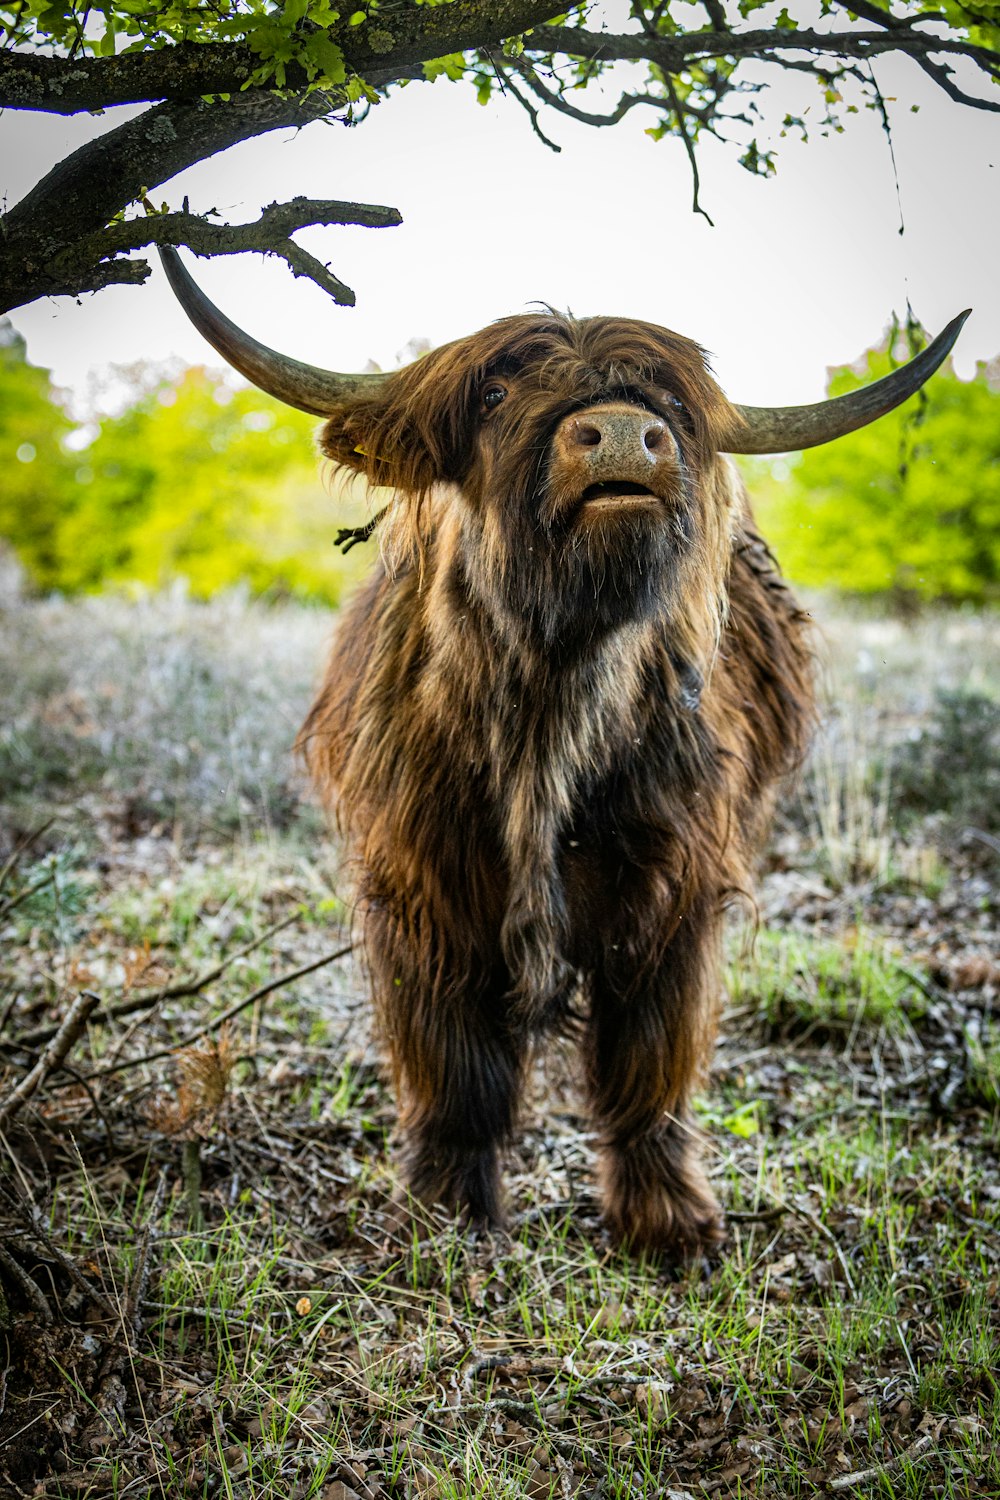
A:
420 560 710 1023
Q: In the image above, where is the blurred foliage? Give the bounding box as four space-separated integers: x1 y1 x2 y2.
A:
748 327 1000 606
0 323 373 604
4 316 999 609
0 323 77 584
891 689 1000 832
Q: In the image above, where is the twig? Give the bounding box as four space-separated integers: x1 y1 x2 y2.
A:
462 1353 512 1390
727 1206 785 1223
663 71 714 225
964 827 1000 855
0 1241 53 1323
460 1395 541 1421
125 1168 168 1338
830 1432 934 1490
6 912 307 1052
220 1130 352 1187
0 992 101 1127
0 990 18 1038
145 1300 272 1339
84 944 354 1080
1 1189 120 1321
51 1061 116 1153
334 505 390 553
0 818 55 899
501 63 563 152
0 869 56 919
127 911 305 1005
788 1203 856 1295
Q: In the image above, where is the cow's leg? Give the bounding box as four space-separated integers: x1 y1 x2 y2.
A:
396 1013 522 1226
368 918 522 1226
585 900 724 1258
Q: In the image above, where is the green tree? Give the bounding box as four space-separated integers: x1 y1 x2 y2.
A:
750 331 1000 605
0 349 372 601
2 2 998 315
0 322 77 587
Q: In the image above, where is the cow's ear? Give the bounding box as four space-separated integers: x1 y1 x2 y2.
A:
319 389 443 495
320 396 395 484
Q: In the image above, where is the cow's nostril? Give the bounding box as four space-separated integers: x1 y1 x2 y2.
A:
573 421 603 448
644 420 667 453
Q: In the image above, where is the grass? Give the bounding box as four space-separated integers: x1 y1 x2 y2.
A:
726 927 925 1037
0 586 998 1498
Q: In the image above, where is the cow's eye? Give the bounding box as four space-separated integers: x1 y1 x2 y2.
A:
668 394 686 414
481 381 508 413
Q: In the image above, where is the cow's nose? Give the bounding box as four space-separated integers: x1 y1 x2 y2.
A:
563 409 668 461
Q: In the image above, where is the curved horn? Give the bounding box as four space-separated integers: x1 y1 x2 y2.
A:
721 310 971 455
158 246 386 415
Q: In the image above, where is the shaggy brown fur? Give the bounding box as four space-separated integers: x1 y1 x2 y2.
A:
298 312 814 1257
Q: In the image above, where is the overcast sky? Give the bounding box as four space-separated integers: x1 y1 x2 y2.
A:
4 24 999 416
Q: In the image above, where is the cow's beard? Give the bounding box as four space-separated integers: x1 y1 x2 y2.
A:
462 495 693 659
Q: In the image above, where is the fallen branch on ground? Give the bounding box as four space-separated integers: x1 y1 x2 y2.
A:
0 991 101 1127
830 1431 935 1490
6 911 312 1052
0 1240 53 1323
0 1185 120 1322
83 944 355 1081
0 817 56 900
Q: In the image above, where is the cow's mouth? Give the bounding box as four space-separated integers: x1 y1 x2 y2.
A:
580 480 659 509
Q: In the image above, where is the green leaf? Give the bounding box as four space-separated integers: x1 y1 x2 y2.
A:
722 1104 759 1139
304 31 346 83
423 52 466 82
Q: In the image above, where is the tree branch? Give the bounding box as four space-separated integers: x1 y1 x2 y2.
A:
3 90 336 248
904 42 1000 109
497 60 563 152
526 21 1000 100
0 3 569 312
0 0 567 113
510 57 670 130
124 196 400 305
2 3 997 314
702 0 728 32
0 91 365 311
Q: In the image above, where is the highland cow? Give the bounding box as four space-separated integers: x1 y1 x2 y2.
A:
161 248 966 1257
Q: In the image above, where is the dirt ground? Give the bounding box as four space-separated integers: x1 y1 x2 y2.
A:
1 580 997 1498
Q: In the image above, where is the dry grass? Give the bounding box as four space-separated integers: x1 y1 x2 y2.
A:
1 583 998 1499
